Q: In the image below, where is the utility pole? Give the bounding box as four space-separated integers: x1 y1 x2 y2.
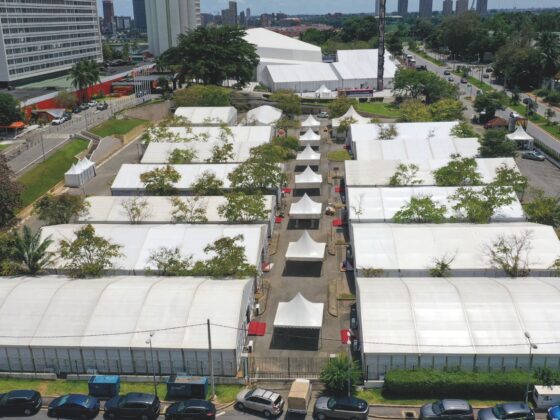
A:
377 0 386 92
207 319 215 399
146 332 158 397
524 332 538 405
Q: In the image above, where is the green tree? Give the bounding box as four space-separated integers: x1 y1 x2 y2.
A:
218 193 268 222
206 126 234 163
393 68 458 104
397 100 432 122
191 171 224 196
55 91 77 110
168 148 197 164
439 12 483 59
270 91 301 116
68 60 100 103
140 165 181 195
320 353 362 396
429 99 464 121
34 194 89 225
451 121 479 138
484 230 532 278
393 196 447 223
493 164 529 196
58 224 123 278
0 231 19 276
0 155 23 228
474 91 507 123
147 247 193 276
536 31 560 79
120 197 150 223
0 93 22 126
387 32 403 56
191 235 257 278
229 159 285 194
388 163 423 186
172 85 231 107
450 185 515 223
250 144 295 163
433 155 482 186
170 196 208 223
13 226 53 275
479 128 517 158
163 26 259 86
523 190 560 227
494 43 543 90
429 254 456 278
545 107 556 124
328 97 355 118
102 42 114 62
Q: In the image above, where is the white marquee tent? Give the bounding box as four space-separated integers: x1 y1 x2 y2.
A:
150 126 273 144
301 114 321 129
299 128 321 146
315 85 334 99
0 276 253 376
346 186 525 223
42 224 267 275
261 63 341 92
174 107 237 126
273 293 324 329
506 125 534 148
295 166 322 189
296 145 321 165
344 158 519 187
289 194 322 219
246 105 283 126
350 222 560 277
285 230 326 261
64 157 96 187
357 277 560 380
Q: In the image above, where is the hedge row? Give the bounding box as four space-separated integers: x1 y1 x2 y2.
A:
384 369 531 400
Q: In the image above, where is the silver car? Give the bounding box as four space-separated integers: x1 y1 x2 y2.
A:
236 388 284 417
314 396 369 420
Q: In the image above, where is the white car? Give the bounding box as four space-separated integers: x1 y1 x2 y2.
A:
87 100 98 107
51 116 67 125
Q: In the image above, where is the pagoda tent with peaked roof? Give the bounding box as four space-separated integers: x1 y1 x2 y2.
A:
289 194 322 220
301 114 321 130
299 128 321 146
506 125 534 149
285 230 326 261
296 145 321 166
295 166 322 189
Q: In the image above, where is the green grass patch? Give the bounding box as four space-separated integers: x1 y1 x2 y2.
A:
411 49 444 66
356 388 504 407
18 138 89 208
355 102 400 118
467 76 494 93
0 143 10 152
90 117 145 137
214 384 243 404
327 150 352 161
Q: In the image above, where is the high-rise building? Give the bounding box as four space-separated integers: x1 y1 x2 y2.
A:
229 1 238 24
0 0 103 86
132 0 147 32
476 0 488 15
146 0 201 56
246 8 251 22
201 13 214 27
102 0 115 30
239 11 246 26
418 0 433 17
375 0 380 16
221 1 237 25
398 0 409 16
442 0 453 16
456 0 469 14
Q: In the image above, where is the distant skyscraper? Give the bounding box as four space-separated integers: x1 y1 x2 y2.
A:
102 0 115 30
146 0 201 56
442 0 453 16
132 0 147 32
221 1 237 25
418 0 433 17
456 0 469 14
398 0 408 16
246 8 251 22
476 0 488 15
229 1 238 24
239 11 246 26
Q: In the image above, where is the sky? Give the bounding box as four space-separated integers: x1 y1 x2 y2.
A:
104 0 560 18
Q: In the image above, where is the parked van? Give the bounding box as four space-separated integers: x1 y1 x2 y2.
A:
533 385 560 409
287 379 312 415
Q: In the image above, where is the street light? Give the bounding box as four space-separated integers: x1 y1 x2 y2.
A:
146 332 158 397
524 331 538 405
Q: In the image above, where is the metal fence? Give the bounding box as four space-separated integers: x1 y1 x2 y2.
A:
248 357 329 380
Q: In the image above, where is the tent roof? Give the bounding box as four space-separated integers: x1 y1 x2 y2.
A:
244 28 322 54
289 194 322 218
315 85 332 94
0 275 252 350
350 121 460 143
334 50 398 80
346 186 525 222
246 105 283 125
152 126 273 143
266 62 339 84
285 230 326 261
301 114 321 127
299 128 321 141
351 222 560 272
296 145 321 161
174 107 237 125
295 166 322 184
506 125 534 141
274 292 324 329
357 277 560 355
332 106 371 128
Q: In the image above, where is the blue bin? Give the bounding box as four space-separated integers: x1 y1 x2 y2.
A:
166 375 208 399
88 375 121 398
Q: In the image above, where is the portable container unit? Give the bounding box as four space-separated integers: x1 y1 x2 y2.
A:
533 386 560 409
166 375 208 399
88 375 120 397
287 379 312 414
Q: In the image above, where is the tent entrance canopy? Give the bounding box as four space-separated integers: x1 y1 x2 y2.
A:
295 166 322 189
285 230 326 261
506 126 534 149
273 292 324 329
301 114 321 130
65 157 96 188
299 128 321 146
289 194 322 219
296 145 321 165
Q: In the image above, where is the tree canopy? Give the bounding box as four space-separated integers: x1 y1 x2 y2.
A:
433 155 482 187
0 93 22 126
393 69 458 104
140 165 181 196
479 128 517 158
173 85 231 107
34 194 89 225
0 155 23 228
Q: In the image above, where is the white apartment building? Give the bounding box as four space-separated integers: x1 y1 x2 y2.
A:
0 0 103 85
146 0 201 56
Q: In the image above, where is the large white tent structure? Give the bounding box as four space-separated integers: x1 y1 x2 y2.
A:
150 126 273 144
296 145 321 165
261 63 340 92
0 276 254 376
246 105 283 126
174 107 237 126
333 50 398 89
295 166 322 189
42 224 268 275
289 193 322 220
285 231 326 261
64 157 96 187
344 158 519 187
506 125 534 149
346 187 525 223
357 277 560 381
350 222 560 277
299 129 321 146
79 196 277 236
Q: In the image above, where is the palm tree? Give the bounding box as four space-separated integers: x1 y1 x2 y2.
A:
68 60 89 104
13 226 53 275
536 32 560 79
85 60 101 101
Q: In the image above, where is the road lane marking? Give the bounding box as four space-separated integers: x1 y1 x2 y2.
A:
217 411 226 417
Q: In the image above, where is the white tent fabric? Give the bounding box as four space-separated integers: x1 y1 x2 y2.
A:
299 128 321 146
42 224 267 274
246 105 283 126
350 121 460 145
346 186 526 222
261 63 340 92
64 157 96 187
316 85 332 94
274 292 324 329
289 194 322 219
296 145 321 164
334 50 398 89
351 222 560 276
150 126 273 144
285 231 326 261
506 126 534 142
344 158 520 187
332 106 371 129
295 166 322 188
301 114 321 129
174 107 237 126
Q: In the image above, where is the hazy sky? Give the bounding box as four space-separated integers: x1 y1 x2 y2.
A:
105 0 560 18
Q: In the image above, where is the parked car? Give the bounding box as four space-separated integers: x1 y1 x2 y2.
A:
483 74 490 79
478 403 535 420
47 394 100 419
63 111 72 120
317 111 329 119
448 76 455 82
73 106 82 114
79 103 89 111
350 303 358 330
460 78 468 84
87 100 98 107
287 379 312 415
351 336 360 352
486 67 494 73
0 390 42 417
314 396 369 420
104 393 160 420
522 150 546 161
416 65 428 71
522 98 533 105
51 116 67 125
420 400 474 420
443 70 451 75
97 102 109 111
236 388 284 417
165 399 216 420
547 405 560 420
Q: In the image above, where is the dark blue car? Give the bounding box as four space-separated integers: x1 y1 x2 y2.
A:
548 406 560 420
47 394 100 419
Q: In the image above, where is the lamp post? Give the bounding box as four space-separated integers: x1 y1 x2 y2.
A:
524 331 538 405
146 332 158 397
